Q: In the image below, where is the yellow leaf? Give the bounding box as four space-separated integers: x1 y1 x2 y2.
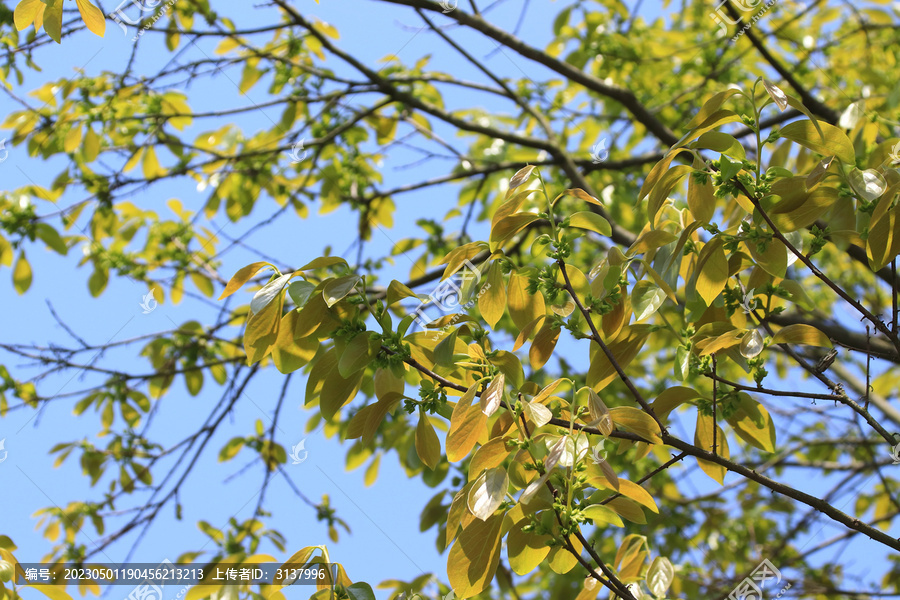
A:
770 324 832 348
219 262 272 300
725 393 776 453
606 497 646 524
513 315 545 351
364 452 381 486
415 409 442 470
447 513 504 598
587 325 652 391
478 262 507 329
468 437 512 480
507 519 551 575
694 236 728 306
63 125 83 153
446 385 485 462
647 165 692 225
490 214 539 249
142 146 165 179
14 0 42 31
695 411 728 484
507 272 544 331
564 188 603 207
529 322 559 370
75 0 106 37
243 288 283 365
609 406 662 445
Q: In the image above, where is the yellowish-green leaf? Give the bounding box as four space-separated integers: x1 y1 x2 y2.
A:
568 211 611 237
771 324 832 348
507 520 551 575
447 513 504 599
83 126 100 162
12 251 32 294
609 406 662 444
387 280 420 305
415 409 442 470
780 120 855 164
582 504 624 527
42 0 63 43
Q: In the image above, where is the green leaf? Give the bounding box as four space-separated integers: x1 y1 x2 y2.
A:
287 280 316 307
346 583 376 600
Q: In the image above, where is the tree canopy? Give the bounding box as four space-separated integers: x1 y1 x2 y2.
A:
1 0 900 599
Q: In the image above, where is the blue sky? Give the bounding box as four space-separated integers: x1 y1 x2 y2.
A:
1 0 896 598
